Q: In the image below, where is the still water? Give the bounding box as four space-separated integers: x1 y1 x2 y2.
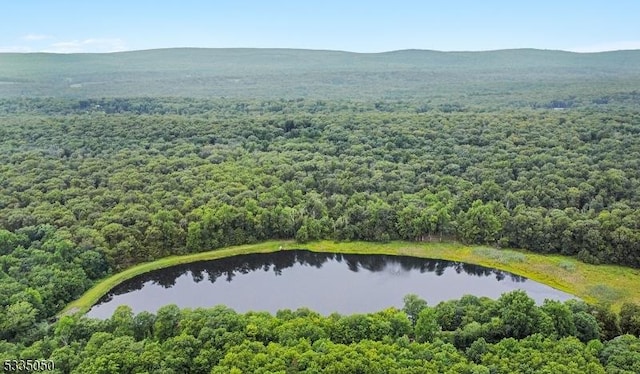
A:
88 250 574 318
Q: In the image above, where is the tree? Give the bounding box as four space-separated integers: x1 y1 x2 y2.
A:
591 303 620 341
1 301 37 340
75 249 109 280
0 229 27 255
466 337 488 363
54 315 76 346
49 345 83 374
573 311 600 343
396 202 423 241
186 221 205 252
435 300 464 331
458 200 504 244
379 308 412 338
110 305 134 337
619 302 640 336
600 335 640 374
402 294 428 325
162 334 202 373
497 290 541 339
155 304 181 341
275 317 327 345
415 307 439 342
295 220 310 243
505 205 549 252
75 335 143 374
541 299 577 338
133 311 156 341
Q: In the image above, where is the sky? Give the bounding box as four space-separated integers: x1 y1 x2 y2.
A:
1 0 639 54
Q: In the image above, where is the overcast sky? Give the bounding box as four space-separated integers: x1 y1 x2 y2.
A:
1 0 639 53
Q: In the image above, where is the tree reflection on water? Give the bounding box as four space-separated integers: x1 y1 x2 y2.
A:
97 250 525 304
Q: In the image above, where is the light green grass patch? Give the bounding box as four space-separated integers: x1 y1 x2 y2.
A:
558 260 577 272
588 284 624 304
472 247 527 264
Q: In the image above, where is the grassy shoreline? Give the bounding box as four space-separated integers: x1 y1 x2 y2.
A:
60 240 640 317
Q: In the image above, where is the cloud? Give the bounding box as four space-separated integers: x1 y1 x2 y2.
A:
569 41 640 53
22 34 54 41
0 45 34 53
44 38 126 53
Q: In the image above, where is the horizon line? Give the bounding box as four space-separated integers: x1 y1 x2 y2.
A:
2 46 640 56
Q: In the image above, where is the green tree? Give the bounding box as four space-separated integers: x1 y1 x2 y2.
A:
133 311 156 341
0 229 27 255
498 290 541 339
458 200 503 244
600 335 640 374
435 300 464 331
619 302 640 336
573 311 600 343
54 315 76 346
1 301 37 340
110 305 134 337
402 294 428 325
591 303 621 341
466 337 488 363
415 307 439 342
154 304 181 341
540 299 577 338
162 334 202 373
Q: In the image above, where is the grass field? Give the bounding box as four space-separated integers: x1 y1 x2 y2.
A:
60 240 640 317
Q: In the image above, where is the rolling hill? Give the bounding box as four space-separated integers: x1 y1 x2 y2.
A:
1 48 640 105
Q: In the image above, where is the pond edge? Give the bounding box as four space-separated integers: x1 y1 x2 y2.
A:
59 240 640 317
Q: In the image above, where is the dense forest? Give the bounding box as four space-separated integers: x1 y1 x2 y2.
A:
2 49 640 103
1 96 640 372
1 48 640 372
2 291 640 373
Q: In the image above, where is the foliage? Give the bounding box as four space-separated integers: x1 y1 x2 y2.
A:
619 303 640 336
599 335 640 374
402 294 428 325
2 98 640 330
2 293 637 373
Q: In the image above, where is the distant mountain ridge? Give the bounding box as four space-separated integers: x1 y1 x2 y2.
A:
1 48 639 103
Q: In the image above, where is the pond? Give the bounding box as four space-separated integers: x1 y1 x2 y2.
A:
87 250 575 318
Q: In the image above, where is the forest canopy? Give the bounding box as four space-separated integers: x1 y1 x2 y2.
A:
2 292 640 373
1 96 640 350
1 48 640 372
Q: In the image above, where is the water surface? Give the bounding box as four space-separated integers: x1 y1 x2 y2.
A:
88 250 574 318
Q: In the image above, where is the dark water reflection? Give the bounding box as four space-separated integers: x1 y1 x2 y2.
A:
87 250 574 318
